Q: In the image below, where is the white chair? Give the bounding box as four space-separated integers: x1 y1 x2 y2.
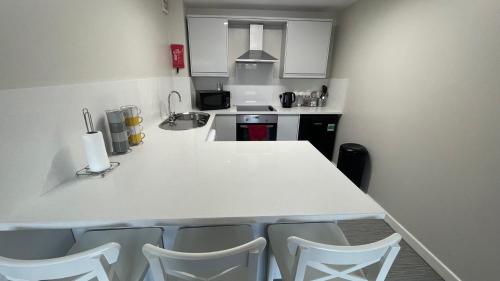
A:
68 228 163 281
142 225 266 281
0 242 120 281
0 227 163 281
267 222 402 281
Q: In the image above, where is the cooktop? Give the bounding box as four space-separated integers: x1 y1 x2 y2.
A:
236 105 276 112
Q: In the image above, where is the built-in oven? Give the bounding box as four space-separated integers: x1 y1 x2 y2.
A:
236 115 278 141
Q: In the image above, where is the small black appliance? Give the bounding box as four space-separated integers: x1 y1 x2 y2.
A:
196 90 230 110
279 92 296 108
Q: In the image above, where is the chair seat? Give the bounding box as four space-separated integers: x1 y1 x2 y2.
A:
268 222 351 281
67 228 162 281
172 225 254 253
0 229 74 260
167 225 255 281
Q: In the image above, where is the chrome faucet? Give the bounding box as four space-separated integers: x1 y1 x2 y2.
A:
167 91 182 122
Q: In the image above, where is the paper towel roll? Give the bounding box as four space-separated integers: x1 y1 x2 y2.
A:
82 131 110 172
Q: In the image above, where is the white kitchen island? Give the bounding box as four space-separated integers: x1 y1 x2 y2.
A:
0 114 384 231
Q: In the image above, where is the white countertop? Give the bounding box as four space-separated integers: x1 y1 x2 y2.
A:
0 113 384 231
206 104 343 115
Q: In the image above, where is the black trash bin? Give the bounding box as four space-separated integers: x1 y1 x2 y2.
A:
337 143 368 192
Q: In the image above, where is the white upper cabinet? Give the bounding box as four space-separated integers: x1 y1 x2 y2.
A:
187 17 229 77
282 20 333 78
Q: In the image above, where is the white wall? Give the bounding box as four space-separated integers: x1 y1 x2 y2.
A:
0 0 193 220
331 0 500 280
0 0 172 90
0 78 166 217
166 0 191 77
186 8 336 19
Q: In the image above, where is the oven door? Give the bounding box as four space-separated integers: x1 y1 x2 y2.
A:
236 115 278 141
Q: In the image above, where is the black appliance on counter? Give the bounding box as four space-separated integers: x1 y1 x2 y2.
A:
236 115 278 141
298 114 341 160
196 90 230 110
279 92 296 108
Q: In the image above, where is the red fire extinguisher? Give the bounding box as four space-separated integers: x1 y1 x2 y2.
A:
170 44 184 74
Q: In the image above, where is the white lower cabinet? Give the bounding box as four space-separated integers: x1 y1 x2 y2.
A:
277 115 299 140
215 115 236 141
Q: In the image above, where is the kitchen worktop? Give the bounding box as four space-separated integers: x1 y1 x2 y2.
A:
0 112 383 231
205 104 343 115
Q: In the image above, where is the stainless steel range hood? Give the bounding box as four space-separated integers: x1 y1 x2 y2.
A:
236 24 278 63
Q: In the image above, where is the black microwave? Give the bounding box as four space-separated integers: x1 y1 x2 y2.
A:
196 90 230 110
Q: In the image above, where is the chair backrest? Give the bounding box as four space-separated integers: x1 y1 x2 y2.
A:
0 242 120 281
143 237 266 281
287 233 402 281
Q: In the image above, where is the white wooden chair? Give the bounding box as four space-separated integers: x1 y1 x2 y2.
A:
67 228 163 281
0 242 120 281
142 225 266 281
267 222 402 281
0 227 163 281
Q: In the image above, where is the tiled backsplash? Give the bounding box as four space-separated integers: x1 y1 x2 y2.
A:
192 77 348 110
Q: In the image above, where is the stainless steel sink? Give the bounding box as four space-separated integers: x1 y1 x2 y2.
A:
159 112 210 131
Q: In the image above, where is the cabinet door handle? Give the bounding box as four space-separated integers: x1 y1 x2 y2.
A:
239 125 275 128
313 122 323 126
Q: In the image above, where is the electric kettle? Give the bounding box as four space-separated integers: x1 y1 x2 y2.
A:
280 92 296 108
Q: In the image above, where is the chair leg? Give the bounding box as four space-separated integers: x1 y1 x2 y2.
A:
267 252 278 281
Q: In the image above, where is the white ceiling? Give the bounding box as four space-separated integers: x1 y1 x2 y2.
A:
183 0 358 11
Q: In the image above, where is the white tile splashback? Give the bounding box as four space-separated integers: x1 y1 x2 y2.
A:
192 77 348 110
226 85 282 105
0 77 181 217
158 76 194 118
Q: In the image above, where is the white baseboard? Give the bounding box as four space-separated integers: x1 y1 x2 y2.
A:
384 213 462 281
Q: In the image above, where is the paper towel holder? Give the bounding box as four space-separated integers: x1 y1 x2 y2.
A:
76 161 120 178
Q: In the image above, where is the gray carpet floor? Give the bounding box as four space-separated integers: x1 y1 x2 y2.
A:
338 219 444 281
